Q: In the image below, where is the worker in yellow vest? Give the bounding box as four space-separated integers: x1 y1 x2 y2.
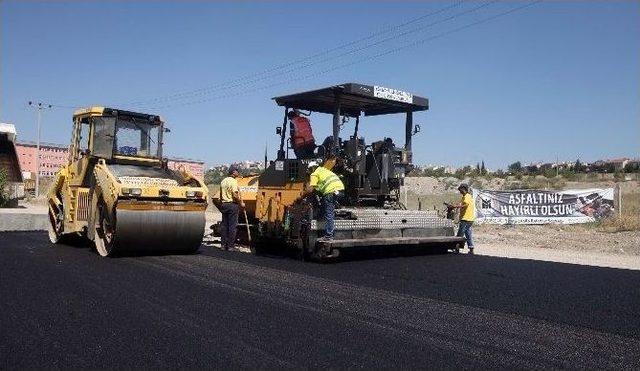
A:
303 161 345 240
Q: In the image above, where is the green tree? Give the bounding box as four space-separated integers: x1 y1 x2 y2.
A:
624 162 639 173
454 165 473 179
574 158 586 173
543 168 556 178
204 168 226 185
560 168 577 181
480 160 486 175
508 161 522 174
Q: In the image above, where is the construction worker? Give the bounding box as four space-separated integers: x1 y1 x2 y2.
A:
449 183 476 254
288 110 316 159
219 165 245 250
303 161 345 240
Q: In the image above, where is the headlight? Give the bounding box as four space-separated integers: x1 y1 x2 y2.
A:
122 187 142 196
185 190 203 198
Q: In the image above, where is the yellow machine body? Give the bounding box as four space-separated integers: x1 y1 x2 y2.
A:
47 107 208 256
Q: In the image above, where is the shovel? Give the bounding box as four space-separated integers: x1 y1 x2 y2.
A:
243 208 252 243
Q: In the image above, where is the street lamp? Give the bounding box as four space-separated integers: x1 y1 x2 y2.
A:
28 101 52 197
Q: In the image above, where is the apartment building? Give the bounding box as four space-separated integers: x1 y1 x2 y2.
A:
15 142 204 179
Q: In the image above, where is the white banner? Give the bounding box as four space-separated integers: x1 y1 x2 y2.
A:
474 188 615 225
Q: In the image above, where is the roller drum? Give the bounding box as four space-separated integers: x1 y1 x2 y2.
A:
112 209 205 253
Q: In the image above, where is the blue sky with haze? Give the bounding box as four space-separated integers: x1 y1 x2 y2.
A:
1 1 638 169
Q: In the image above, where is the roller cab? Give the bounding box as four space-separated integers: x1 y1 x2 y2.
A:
47 107 208 257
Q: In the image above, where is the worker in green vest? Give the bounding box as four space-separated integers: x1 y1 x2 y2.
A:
303 161 345 240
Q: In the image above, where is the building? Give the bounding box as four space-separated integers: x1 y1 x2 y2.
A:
16 141 68 178
590 158 630 172
167 158 205 179
15 141 205 179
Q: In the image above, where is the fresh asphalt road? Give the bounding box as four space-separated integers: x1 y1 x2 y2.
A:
1 232 640 369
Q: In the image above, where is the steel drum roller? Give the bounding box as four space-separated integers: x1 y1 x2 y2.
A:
112 208 205 252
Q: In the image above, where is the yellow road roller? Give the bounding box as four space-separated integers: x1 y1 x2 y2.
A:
47 107 208 256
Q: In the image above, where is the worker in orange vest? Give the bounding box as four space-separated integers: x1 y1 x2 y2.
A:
288 110 316 159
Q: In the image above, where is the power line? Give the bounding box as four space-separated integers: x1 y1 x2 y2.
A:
129 0 499 109
121 0 467 107
25 100 83 110
40 1 542 111
143 0 542 110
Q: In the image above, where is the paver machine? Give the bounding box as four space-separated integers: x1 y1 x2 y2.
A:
239 83 464 260
47 107 208 256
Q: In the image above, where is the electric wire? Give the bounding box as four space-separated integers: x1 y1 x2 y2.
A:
141 0 542 110
37 1 542 111
127 0 496 109
121 0 467 106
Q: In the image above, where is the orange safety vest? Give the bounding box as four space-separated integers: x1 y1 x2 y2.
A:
291 117 315 149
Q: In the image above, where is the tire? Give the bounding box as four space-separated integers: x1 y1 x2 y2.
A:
94 201 116 257
47 206 64 244
299 223 313 261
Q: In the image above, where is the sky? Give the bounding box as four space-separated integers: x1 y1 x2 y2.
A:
1 0 638 170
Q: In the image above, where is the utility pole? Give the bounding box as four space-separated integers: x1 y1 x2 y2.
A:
28 101 52 197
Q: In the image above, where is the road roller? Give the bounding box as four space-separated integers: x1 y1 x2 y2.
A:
214 83 465 260
47 107 208 256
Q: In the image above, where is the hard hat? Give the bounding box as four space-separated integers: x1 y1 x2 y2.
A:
307 161 319 169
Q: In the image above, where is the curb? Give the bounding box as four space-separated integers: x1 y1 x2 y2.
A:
0 213 48 232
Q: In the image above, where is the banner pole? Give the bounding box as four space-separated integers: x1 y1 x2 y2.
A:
618 183 622 218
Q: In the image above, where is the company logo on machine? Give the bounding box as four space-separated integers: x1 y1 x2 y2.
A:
357 85 372 94
373 86 413 103
118 176 178 188
239 185 258 193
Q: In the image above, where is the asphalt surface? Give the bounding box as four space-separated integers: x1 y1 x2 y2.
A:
1 232 640 369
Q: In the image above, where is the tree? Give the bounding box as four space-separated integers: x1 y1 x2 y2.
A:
508 161 522 174
574 159 586 173
624 162 640 173
204 168 226 185
480 160 486 175
542 168 556 179
454 166 472 180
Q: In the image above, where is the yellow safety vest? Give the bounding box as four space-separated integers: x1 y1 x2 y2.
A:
310 167 345 195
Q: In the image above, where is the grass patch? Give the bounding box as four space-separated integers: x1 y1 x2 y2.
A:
594 193 640 232
562 193 640 232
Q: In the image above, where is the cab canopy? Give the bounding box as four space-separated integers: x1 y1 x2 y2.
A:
273 83 429 117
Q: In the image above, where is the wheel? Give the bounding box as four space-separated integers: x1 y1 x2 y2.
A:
93 201 116 257
47 206 64 244
298 224 313 261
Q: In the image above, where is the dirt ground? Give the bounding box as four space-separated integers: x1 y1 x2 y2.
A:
474 224 640 256
402 177 640 260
